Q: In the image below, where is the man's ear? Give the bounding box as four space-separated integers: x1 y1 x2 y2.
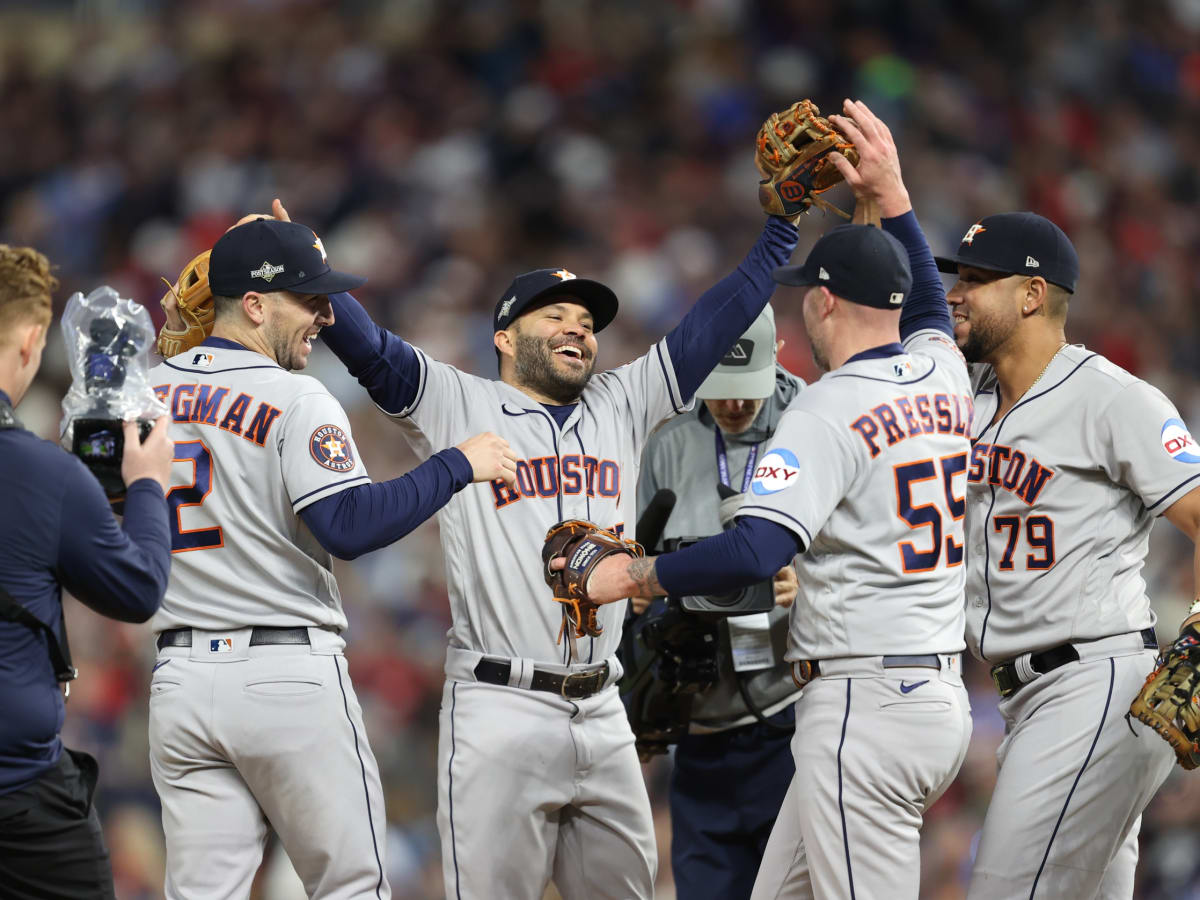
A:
242 292 267 325
819 286 839 318
18 321 45 366
1021 276 1048 316
494 329 514 358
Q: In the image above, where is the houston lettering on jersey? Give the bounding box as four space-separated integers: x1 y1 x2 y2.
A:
154 384 282 447
490 454 620 508
967 441 1055 505
849 392 974 458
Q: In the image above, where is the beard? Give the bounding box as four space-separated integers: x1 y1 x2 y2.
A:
265 320 308 372
958 310 1016 364
513 332 595 404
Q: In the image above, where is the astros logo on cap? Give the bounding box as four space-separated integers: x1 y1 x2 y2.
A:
961 223 986 245
310 424 356 472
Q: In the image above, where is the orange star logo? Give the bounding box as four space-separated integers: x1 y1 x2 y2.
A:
961 224 986 245
312 234 328 262
551 269 576 281
321 436 345 459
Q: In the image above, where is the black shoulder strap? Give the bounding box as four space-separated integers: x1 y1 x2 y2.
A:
0 585 77 685
0 398 77 687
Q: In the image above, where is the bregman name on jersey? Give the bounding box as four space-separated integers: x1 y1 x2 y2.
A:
153 383 282 448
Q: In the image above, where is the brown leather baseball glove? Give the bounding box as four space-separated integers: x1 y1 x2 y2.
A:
1129 622 1200 770
542 519 644 658
156 250 214 358
755 99 859 220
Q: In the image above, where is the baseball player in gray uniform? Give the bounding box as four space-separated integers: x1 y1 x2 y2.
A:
319 212 799 898
635 304 803 900
936 210 1200 898
579 101 975 898
149 218 516 899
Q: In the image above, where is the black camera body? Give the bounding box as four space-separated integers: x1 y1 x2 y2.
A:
72 418 153 499
664 536 776 617
619 536 778 759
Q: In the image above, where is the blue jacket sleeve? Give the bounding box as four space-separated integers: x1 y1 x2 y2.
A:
300 447 473 559
57 470 171 623
322 292 424 414
654 516 801 596
665 217 799 400
883 211 953 341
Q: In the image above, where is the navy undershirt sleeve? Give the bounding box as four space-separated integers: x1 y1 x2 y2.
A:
883 210 953 341
323 292 423 414
665 217 799 401
300 447 473 559
654 516 803 596
57 469 170 623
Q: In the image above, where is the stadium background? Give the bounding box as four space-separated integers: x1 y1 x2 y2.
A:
3 0 1200 896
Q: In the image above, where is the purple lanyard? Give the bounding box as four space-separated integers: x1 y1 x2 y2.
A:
715 429 760 494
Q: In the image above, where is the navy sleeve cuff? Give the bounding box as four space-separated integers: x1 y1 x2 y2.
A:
883 210 954 340
655 517 800 596
435 447 474 491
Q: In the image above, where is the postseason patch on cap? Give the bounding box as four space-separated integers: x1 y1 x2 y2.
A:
751 448 801 495
1161 418 1200 464
310 424 356 472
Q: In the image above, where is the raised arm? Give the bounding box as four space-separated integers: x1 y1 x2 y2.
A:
322 291 424 415
828 99 952 341
665 217 799 401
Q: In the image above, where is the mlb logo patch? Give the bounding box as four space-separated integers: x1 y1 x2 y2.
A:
191 351 214 367
210 638 233 653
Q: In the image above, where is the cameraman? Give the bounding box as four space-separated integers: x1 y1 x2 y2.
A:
636 305 802 900
0 245 172 898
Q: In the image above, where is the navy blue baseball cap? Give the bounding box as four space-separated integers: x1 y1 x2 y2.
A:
935 212 1078 293
494 268 619 333
209 219 367 297
773 224 912 310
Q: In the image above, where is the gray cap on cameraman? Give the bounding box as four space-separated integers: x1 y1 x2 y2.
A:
695 305 778 401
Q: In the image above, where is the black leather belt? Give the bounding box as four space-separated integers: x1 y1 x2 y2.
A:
792 653 944 688
156 627 311 650
473 659 609 700
990 628 1157 699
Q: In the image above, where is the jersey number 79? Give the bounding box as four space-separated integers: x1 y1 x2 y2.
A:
893 454 967 573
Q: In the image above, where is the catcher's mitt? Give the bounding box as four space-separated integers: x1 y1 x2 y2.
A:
542 519 644 658
755 99 859 220
156 250 214 358
1129 622 1200 769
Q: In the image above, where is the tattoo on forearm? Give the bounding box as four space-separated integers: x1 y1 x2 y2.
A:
628 558 663 596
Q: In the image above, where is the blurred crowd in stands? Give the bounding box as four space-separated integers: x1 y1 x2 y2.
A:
3 0 1200 896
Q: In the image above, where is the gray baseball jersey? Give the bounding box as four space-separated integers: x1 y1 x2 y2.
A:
147 342 389 898
962 344 1189 899
386 337 687 664
966 344 1200 660
150 344 369 632
738 329 973 659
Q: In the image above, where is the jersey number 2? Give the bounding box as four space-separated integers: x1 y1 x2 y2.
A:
894 454 967 573
167 440 224 553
